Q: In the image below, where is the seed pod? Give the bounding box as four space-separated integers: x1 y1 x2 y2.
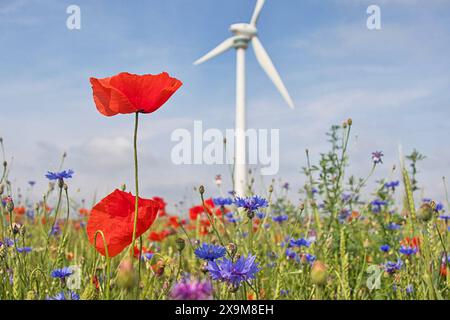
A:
347 118 353 126
417 203 434 222
116 258 137 290
199 185 205 195
311 261 327 286
175 238 185 252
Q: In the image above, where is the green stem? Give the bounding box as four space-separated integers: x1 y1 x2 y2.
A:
130 112 140 254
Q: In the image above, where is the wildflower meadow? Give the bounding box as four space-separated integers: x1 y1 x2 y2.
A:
1 1 449 307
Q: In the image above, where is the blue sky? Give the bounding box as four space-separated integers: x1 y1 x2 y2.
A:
1 0 449 208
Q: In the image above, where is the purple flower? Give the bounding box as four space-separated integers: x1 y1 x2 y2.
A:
399 246 418 256
47 291 79 300
51 267 73 279
384 259 403 274
384 181 400 191
289 238 311 248
372 151 384 164
234 195 268 215
380 245 390 252
17 247 32 253
170 278 213 300
28 181 36 187
45 169 74 181
285 248 297 260
386 222 401 231
406 284 414 295
195 243 226 261
282 183 290 190
213 197 233 206
272 215 288 223
370 199 387 213
207 254 260 287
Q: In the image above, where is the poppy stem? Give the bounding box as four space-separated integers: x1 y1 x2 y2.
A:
130 112 140 255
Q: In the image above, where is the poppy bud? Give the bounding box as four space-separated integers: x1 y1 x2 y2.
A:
155 260 166 277
116 258 137 290
223 137 227 144
121 184 126 191
347 118 353 126
199 185 205 195
418 203 433 222
268 185 273 193
11 223 23 235
311 261 327 286
3 161 6 168
6 197 14 213
175 238 185 252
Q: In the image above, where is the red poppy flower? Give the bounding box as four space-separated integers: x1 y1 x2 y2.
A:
90 72 182 116
148 230 171 242
86 189 159 257
79 208 90 216
401 236 421 249
152 196 167 217
189 198 218 220
13 206 26 215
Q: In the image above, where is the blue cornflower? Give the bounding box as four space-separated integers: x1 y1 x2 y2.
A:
234 195 268 216
387 222 401 231
341 193 352 202
406 284 414 295
289 238 311 248
399 246 418 256
207 254 260 287
47 291 80 300
28 181 36 187
439 215 450 222
194 243 226 261
380 244 390 252
280 289 289 296
436 203 444 212
17 247 32 253
303 253 316 265
213 197 233 206
272 215 288 223
370 199 387 213
45 169 74 181
256 212 265 219
285 248 297 260
282 183 290 190
384 259 403 274
384 181 400 191
51 267 73 279
372 151 384 164
0 238 15 247
141 252 154 261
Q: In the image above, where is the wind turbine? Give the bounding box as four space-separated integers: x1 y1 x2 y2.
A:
194 0 295 196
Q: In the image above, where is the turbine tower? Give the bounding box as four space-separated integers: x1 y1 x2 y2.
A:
194 0 294 196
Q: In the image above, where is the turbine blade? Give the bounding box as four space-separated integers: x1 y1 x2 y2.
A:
193 37 236 65
252 37 295 109
250 0 266 26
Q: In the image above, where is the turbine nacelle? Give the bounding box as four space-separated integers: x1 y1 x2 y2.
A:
229 23 257 39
